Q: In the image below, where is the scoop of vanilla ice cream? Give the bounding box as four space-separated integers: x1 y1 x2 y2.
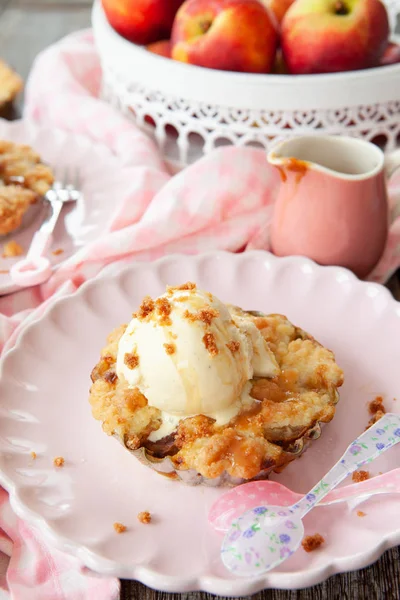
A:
116 285 279 440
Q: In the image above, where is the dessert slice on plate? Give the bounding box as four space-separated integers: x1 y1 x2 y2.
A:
0 59 23 107
89 282 344 485
0 140 54 235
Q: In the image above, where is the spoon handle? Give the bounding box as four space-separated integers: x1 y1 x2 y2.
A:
292 413 400 518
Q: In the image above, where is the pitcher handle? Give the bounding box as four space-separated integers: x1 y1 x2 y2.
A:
385 149 400 223
385 148 400 180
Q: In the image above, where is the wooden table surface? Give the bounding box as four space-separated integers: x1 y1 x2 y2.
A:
1 1 399 599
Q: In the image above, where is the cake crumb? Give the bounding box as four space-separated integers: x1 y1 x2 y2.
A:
357 511 366 517
367 396 386 428
167 282 196 294
30 451 37 460
352 470 370 483
53 456 64 468
2 240 24 258
137 511 151 524
134 296 155 320
369 396 386 415
302 534 325 553
203 332 218 356
184 307 219 325
226 340 240 353
164 343 176 355
52 248 64 256
104 370 118 385
155 297 172 326
113 522 127 533
124 352 139 369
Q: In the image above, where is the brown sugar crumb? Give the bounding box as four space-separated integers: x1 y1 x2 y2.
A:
53 456 64 468
203 332 218 356
198 307 219 325
302 534 325 553
52 248 64 256
226 340 240 353
2 240 24 258
357 511 367 517
184 307 219 325
113 522 127 534
155 297 172 325
167 282 196 294
30 451 37 460
366 396 386 429
352 470 370 483
104 370 118 385
369 396 386 415
137 511 152 524
124 352 139 370
134 296 155 320
164 343 176 355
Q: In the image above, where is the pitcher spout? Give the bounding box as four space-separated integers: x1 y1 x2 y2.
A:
267 135 384 182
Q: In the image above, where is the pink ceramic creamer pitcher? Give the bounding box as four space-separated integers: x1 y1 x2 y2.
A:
268 136 400 278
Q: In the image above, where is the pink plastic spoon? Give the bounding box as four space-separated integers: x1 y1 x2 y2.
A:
209 468 400 533
221 413 400 576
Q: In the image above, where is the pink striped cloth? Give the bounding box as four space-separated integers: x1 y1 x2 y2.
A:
0 28 399 599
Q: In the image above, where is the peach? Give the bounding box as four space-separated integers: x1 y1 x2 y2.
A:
147 40 172 58
380 42 400 66
264 0 296 26
102 0 184 45
171 0 278 73
281 0 390 74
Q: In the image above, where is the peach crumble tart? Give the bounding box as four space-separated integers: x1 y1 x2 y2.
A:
0 140 54 235
89 283 343 485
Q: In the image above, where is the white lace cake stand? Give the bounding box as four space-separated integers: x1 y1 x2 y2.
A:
93 0 400 171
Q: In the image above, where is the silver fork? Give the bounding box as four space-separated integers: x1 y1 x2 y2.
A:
10 167 81 288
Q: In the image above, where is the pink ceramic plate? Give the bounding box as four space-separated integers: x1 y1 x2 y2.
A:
0 251 399 595
0 119 134 295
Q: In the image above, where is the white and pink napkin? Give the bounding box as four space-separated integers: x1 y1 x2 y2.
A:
0 28 399 599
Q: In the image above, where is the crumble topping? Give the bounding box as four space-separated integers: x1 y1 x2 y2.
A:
133 296 155 320
137 511 152 524
53 456 64 468
167 282 196 294
357 511 366 517
124 352 139 370
155 297 172 325
367 395 386 428
164 343 176 355
30 451 37 460
184 307 219 325
226 340 240 353
2 240 23 257
113 522 127 533
104 371 118 385
352 470 370 483
302 534 325 552
202 332 218 356
52 248 64 256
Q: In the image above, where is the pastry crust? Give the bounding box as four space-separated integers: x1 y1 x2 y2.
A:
89 308 343 481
